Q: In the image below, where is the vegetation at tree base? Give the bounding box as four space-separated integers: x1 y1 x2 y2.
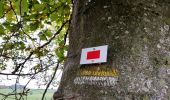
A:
0 0 72 99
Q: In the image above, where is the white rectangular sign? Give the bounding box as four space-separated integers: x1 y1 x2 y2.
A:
80 45 108 64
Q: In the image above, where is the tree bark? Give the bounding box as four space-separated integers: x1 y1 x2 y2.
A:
54 0 170 100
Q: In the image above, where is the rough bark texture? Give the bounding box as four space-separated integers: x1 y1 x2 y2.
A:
54 0 170 100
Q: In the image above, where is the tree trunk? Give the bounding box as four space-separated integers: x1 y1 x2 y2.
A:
54 0 170 100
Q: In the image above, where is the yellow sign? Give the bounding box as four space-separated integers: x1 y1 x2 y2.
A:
78 65 119 77
74 65 119 86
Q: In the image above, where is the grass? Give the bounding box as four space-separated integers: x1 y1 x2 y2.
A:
0 88 55 100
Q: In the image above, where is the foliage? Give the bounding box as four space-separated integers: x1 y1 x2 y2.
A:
0 0 72 99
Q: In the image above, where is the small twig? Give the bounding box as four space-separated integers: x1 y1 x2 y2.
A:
20 28 34 41
15 50 28 100
18 75 34 100
41 62 60 100
0 91 28 98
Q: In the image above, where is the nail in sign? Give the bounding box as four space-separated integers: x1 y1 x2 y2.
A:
80 45 108 64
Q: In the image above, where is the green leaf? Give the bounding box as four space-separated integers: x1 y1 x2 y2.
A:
27 13 39 20
22 0 28 14
0 63 6 70
55 47 64 61
30 22 39 31
0 25 5 35
34 49 44 57
41 0 48 2
4 43 14 50
44 30 53 37
10 24 19 32
0 1 4 17
59 40 64 46
49 0 55 5
3 21 12 31
2 36 10 40
50 13 58 21
34 4 45 11
19 42 26 50
39 33 47 40
15 0 28 15
6 10 14 21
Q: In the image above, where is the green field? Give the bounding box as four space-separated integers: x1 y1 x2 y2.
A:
0 89 54 100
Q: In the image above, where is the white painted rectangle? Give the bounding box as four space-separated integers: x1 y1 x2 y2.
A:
80 45 108 64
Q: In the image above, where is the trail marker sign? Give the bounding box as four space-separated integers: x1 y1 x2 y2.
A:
80 45 108 64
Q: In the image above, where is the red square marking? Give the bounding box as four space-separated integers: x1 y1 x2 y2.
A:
86 50 100 60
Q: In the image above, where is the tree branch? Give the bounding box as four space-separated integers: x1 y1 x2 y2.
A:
39 20 69 49
12 51 33 74
0 72 33 76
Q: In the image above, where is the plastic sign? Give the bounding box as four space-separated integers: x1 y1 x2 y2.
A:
80 45 108 64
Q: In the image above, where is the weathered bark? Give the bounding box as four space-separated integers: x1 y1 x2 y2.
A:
54 0 170 100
